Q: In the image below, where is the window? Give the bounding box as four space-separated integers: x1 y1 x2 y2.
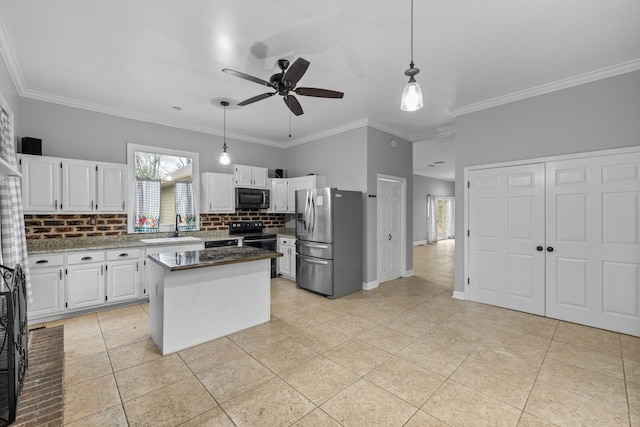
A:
126 143 199 233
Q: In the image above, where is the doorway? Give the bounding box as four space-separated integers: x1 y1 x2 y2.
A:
377 175 406 284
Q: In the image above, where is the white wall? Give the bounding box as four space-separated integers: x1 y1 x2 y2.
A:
454 70 640 293
413 174 454 243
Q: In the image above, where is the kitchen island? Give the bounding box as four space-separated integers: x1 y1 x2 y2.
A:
147 246 282 355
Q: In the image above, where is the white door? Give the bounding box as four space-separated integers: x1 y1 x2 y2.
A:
97 163 126 212
546 152 640 336
205 173 234 213
106 261 140 303
20 155 61 212
378 177 402 283
62 160 96 212
272 179 289 212
467 163 546 315
66 263 105 310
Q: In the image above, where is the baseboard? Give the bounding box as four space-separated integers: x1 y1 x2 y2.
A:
452 291 465 300
413 240 427 246
362 280 379 291
404 270 414 277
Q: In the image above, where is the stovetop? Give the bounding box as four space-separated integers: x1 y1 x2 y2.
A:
229 221 276 239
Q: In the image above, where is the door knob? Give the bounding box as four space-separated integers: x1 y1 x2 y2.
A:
547 246 554 252
536 246 543 251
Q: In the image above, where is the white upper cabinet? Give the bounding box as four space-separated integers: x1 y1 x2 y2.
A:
201 172 234 213
19 154 127 214
62 160 97 212
19 155 61 212
234 164 268 188
97 162 127 212
271 179 289 212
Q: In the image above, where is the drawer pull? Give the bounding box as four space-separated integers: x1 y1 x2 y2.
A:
81 256 93 261
35 259 49 264
118 253 129 257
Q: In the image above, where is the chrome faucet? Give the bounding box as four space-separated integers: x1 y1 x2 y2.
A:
174 214 180 237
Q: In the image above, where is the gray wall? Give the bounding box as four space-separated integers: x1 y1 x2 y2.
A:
413 174 454 243
454 70 640 293
284 126 367 191
17 98 285 173
366 127 413 281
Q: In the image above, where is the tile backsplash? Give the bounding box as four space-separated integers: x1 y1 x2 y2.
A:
25 211 286 240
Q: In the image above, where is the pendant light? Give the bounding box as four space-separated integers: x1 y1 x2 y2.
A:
400 0 423 112
219 101 230 165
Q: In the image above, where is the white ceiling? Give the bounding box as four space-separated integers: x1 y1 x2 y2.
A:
0 1 639 180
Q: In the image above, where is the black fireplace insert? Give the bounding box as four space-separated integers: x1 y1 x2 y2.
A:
0 263 28 426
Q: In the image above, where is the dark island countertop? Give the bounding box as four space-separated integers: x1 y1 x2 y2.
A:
148 246 283 272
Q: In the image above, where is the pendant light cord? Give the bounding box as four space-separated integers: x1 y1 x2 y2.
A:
410 0 414 66
223 103 226 144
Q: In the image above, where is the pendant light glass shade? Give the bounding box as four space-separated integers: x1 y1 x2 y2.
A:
400 0 424 112
401 75 423 111
219 142 230 165
219 101 230 165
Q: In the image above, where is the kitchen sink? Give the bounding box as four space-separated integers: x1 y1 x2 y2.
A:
139 236 203 244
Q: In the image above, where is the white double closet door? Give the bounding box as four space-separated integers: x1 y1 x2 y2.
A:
467 150 640 336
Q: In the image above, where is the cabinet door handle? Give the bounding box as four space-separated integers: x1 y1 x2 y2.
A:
547 246 554 252
81 256 93 261
536 246 543 251
118 253 129 257
35 259 49 264
59 269 62 280
388 234 392 241
54 199 58 210
101 265 104 275
91 200 94 210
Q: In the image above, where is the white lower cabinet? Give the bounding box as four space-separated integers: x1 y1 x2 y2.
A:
28 247 147 323
106 249 141 303
28 254 65 319
277 237 296 280
66 251 106 310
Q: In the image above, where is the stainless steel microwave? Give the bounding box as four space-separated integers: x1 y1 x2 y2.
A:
235 187 270 209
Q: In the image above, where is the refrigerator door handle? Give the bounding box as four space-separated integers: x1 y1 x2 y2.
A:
302 257 329 265
300 242 329 249
304 191 310 233
310 194 316 234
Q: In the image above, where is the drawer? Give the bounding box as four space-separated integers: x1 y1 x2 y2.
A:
29 254 64 268
67 251 105 265
106 249 140 261
279 237 296 246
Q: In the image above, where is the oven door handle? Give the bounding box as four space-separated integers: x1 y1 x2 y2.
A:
244 239 276 244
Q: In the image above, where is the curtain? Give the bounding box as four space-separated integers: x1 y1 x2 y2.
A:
426 194 437 244
175 180 196 230
134 179 161 232
0 107 30 296
446 198 455 239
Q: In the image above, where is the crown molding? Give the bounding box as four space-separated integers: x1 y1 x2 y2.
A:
450 59 640 117
20 87 284 147
285 118 370 147
0 14 27 95
367 120 411 141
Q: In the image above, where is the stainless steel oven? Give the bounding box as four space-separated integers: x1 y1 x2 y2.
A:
229 221 277 277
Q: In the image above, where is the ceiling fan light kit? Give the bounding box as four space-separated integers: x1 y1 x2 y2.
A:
219 101 231 165
401 0 424 112
222 57 344 117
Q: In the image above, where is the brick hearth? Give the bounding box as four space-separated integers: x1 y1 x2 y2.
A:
13 326 64 427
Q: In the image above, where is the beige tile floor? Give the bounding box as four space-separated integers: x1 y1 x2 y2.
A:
36 239 639 426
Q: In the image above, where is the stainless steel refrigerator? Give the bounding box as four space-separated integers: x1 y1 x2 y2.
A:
296 187 362 298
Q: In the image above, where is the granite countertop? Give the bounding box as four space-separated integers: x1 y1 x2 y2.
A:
27 227 297 255
148 246 283 271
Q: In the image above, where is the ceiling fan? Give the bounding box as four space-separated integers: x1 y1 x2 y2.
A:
222 58 344 116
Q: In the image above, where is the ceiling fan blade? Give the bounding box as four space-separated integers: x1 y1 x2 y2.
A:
294 87 344 99
282 58 310 88
222 68 273 88
284 95 304 116
238 92 276 106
